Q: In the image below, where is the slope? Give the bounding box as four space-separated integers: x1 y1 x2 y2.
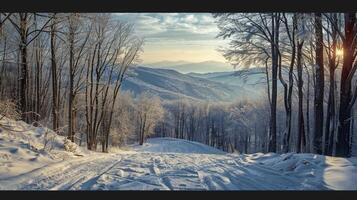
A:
1 118 357 190
121 66 257 102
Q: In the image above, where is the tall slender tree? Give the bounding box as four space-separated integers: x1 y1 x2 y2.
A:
336 13 357 157
313 13 324 154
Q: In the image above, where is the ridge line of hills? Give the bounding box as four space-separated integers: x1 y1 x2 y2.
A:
121 65 266 102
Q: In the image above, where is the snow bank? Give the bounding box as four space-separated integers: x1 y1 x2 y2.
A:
247 153 357 190
0 117 89 179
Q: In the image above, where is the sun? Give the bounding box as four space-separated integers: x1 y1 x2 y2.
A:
336 48 344 57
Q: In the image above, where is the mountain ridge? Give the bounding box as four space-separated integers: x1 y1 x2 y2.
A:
120 66 265 102
144 60 234 74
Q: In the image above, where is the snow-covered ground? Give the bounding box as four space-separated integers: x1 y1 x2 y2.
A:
0 117 92 179
1 118 357 190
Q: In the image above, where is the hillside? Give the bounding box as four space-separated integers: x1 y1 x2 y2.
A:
121 66 263 102
145 60 234 74
122 67 258 101
187 67 267 93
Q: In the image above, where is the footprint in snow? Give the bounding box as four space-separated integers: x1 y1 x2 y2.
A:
9 147 19 154
29 157 38 162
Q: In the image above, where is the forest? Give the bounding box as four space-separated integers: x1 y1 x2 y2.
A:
0 13 357 159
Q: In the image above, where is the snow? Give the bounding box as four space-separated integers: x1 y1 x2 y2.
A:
146 60 234 74
132 137 225 155
1 117 357 190
121 66 254 102
0 117 92 180
247 153 357 190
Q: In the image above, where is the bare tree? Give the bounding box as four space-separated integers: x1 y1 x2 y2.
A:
213 13 281 152
136 93 164 145
313 12 325 154
84 14 142 151
323 13 342 155
296 14 307 153
50 13 59 132
7 13 53 122
335 13 357 157
66 13 91 142
280 13 297 152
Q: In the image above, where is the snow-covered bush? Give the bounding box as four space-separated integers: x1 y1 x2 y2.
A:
0 99 20 121
64 138 77 153
135 93 165 145
110 91 136 147
43 129 57 152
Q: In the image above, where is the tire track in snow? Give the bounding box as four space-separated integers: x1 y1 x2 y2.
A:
1 137 329 190
185 154 304 190
0 155 107 190
53 155 124 190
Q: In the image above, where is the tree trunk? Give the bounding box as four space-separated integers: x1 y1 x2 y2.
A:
68 34 74 142
34 39 40 124
268 13 279 153
50 15 59 132
323 13 339 156
306 67 311 152
139 116 146 145
313 13 324 155
19 14 28 122
297 41 306 153
336 13 356 158
0 35 7 98
325 62 337 156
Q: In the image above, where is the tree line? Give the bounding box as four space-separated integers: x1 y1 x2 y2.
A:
153 98 270 154
211 13 357 157
1 13 357 158
0 13 144 152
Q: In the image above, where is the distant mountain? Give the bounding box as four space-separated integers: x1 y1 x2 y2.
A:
144 60 234 74
187 67 268 94
121 66 264 102
145 60 192 68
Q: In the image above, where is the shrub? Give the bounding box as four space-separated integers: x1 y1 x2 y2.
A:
0 99 21 121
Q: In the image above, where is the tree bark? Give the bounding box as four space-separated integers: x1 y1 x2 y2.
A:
281 14 296 153
306 66 311 152
68 27 75 142
325 14 338 156
313 13 324 154
50 14 59 132
268 13 280 153
297 41 306 153
336 13 356 157
19 14 28 122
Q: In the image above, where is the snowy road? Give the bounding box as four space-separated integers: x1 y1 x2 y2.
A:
0 138 327 190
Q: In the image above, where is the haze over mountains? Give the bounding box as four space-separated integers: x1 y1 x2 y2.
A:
145 60 235 74
121 66 267 102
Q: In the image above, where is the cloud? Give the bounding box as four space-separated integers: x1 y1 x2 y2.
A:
116 13 219 41
114 13 227 64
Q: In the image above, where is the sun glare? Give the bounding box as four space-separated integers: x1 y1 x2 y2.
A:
336 48 344 57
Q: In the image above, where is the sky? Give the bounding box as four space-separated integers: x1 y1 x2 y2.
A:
115 13 228 65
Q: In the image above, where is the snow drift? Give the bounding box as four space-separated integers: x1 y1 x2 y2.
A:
247 153 357 190
0 117 89 180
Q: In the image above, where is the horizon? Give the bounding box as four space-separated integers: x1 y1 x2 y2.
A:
115 13 230 73
140 60 235 73
1 11 357 191
139 60 268 74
